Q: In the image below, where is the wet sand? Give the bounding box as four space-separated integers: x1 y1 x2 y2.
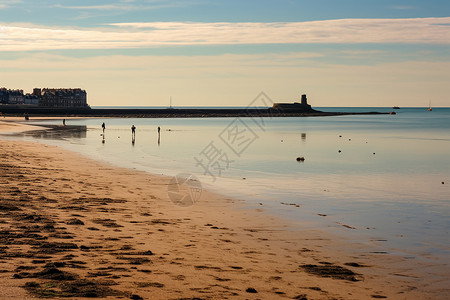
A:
0 135 448 298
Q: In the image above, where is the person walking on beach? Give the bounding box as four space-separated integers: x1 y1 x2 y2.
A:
63 119 66 126
157 126 161 146
131 125 136 145
102 122 105 133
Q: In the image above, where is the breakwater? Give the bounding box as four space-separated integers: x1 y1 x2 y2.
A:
0 107 388 118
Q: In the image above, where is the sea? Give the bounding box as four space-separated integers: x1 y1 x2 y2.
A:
3 107 450 266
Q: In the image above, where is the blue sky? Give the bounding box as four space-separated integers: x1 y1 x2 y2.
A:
1 0 450 107
1 0 449 24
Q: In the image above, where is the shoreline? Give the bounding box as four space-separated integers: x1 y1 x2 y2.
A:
0 107 389 118
1 124 448 299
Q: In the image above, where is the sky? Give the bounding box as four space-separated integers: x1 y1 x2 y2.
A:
1 0 450 107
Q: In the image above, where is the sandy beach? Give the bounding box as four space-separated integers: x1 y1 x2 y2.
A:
0 123 448 299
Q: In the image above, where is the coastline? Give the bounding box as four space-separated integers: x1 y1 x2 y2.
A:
1 125 447 299
0 106 389 118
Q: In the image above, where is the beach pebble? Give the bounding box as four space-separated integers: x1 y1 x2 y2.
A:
246 287 258 293
338 150 341 153
442 182 445 184
130 295 143 300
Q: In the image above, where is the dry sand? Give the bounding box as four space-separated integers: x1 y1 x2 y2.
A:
0 129 448 299
0 120 47 134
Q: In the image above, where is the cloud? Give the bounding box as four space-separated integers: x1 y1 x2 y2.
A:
0 0 21 8
52 0 202 11
52 4 135 11
1 17 450 51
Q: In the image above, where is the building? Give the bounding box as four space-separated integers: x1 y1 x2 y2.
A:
7 89 24 105
0 88 9 104
39 88 88 108
24 94 40 105
271 94 313 111
1 88 25 105
0 87 88 107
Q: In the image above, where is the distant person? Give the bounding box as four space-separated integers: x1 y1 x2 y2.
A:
102 122 105 132
24 113 29 120
131 125 136 136
157 126 161 146
63 119 66 126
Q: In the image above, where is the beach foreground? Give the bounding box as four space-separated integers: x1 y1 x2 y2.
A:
0 138 447 299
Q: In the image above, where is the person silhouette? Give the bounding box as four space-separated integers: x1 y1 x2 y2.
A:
157 126 161 146
131 125 136 137
102 122 105 132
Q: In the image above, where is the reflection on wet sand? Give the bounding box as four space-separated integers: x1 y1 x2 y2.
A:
17 125 88 140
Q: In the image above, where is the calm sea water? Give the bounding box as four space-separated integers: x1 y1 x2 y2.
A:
5 107 450 263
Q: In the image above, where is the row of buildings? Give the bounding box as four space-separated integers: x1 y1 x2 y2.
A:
0 88 88 108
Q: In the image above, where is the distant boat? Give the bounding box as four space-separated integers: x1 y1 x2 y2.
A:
393 106 400 109
428 101 432 111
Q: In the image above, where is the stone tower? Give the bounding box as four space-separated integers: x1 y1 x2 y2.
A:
301 94 307 105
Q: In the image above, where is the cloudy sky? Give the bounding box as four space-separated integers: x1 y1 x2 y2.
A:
1 0 449 107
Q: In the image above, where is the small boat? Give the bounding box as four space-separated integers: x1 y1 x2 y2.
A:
428 101 432 111
393 106 400 109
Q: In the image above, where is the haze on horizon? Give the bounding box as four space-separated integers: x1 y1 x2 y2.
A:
1 0 450 107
